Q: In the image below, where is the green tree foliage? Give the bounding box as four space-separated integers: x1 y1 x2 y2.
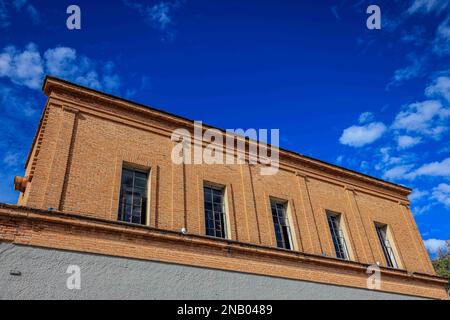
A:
431 240 449 294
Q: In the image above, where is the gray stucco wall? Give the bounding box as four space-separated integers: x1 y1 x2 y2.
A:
0 242 423 300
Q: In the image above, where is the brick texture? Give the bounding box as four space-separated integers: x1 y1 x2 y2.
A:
8 76 446 299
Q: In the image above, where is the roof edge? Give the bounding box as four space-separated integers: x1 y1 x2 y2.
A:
41 75 412 196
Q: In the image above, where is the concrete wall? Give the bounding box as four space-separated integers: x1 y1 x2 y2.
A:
0 243 423 300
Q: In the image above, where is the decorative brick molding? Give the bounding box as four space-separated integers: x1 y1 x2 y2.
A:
0 204 447 299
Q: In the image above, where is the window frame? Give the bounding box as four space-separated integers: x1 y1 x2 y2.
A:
117 164 150 226
326 211 353 260
375 223 401 269
203 183 229 239
270 198 295 250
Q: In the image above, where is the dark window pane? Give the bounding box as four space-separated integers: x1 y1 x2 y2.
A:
124 192 133 205
213 194 222 204
204 202 213 211
118 167 148 225
206 228 215 237
327 214 349 260
121 173 133 188
133 197 142 207
135 177 147 189
205 209 213 219
206 219 214 229
134 186 146 197
376 225 398 268
135 171 147 178
213 203 222 213
271 200 291 249
131 216 141 224
132 206 141 217
204 186 226 239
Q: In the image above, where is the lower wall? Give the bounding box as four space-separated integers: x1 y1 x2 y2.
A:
0 243 424 300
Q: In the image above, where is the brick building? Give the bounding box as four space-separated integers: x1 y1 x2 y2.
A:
0 76 447 299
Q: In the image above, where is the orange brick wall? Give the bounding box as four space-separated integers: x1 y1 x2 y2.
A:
0 204 447 299
17 77 436 279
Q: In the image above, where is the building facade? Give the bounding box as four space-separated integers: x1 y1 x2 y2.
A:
0 76 447 299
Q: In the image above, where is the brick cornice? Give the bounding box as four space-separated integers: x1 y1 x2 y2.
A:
62 105 80 114
41 76 412 199
0 203 446 299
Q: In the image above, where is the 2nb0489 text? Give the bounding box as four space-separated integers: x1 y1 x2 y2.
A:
221 304 273 316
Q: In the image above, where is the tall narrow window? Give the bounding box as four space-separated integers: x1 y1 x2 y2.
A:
204 185 227 238
327 212 350 260
375 224 399 268
118 167 148 225
271 200 293 250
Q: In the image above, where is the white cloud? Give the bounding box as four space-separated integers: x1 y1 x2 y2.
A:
0 49 11 74
379 147 404 165
407 0 449 15
0 43 43 89
375 147 417 176
360 160 369 171
409 188 429 201
44 47 77 76
391 100 450 139
382 164 414 180
12 0 28 9
148 2 173 30
25 4 40 24
330 6 340 20
358 111 374 124
400 26 426 45
0 84 37 117
406 157 450 179
384 158 450 181
375 147 406 172
3 151 21 167
43 47 120 91
412 203 435 216
433 16 450 56
339 122 387 147
0 43 121 93
387 57 424 89
426 75 450 103
397 135 422 149
432 183 450 207
438 145 450 154
423 238 448 255
13 0 40 24
123 0 183 40
0 0 40 28
0 1 9 28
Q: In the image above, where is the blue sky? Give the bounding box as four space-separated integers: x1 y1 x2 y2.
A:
0 0 449 256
